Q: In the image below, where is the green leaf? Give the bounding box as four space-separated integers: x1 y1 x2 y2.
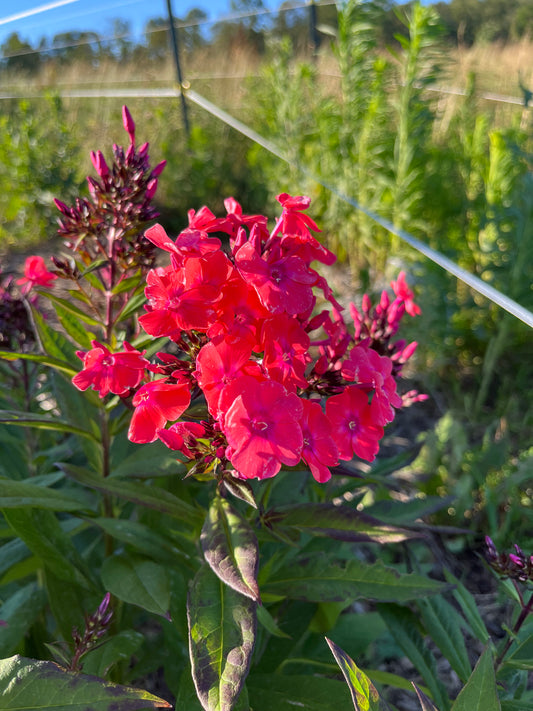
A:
2 508 94 589
0 350 76 376
90 517 191 567
0 410 98 440
256 604 291 639
263 553 446 603
266 502 418 543
82 629 145 678
0 478 91 512
326 637 380 711
443 570 490 644
0 538 31 579
201 496 260 602
504 635 533 670
188 563 256 711
0 654 171 710
43 290 102 327
101 553 171 618
0 583 46 656
115 291 147 322
247 674 353 711
30 307 79 363
54 302 95 349
412 682 441 711
60 462 202 524
451 647 500 711
417 596 471 682
378 603 449 711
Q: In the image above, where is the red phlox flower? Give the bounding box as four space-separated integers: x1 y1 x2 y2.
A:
275 193 321 238
144 223 221 268
224 197 268 239
208 277 269 345
260 315 311 391
235 240 316 316
341 344 402 426
222 375 303 479
187 205 232 234
325 385 384 462
300 399 338 482
391 271 421 317
17 256 57 293
157 420 206 458
128 377 191 444
140 251 234 338
195 335 261 417
72 341 147 398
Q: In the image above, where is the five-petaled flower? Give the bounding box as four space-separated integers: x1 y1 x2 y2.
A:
72 341 147 398
17 256 57 294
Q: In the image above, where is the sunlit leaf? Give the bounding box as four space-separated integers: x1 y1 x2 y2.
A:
0 410 98 440
326 637 380 711
201 496 260 602
188 563 256 711
0 655 171 710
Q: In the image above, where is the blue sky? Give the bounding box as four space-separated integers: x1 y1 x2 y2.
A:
0 0 283 47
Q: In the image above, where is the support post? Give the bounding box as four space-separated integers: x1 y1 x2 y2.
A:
166 0 190 138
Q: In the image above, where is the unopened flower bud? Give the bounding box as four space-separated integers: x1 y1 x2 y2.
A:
90 150 109 178
151 160 167 178
122 105 135 143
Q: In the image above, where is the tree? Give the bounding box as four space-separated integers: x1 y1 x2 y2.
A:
1 32 40 74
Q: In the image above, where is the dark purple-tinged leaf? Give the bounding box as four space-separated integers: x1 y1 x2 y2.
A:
263 553 446 603
60 462 202 524
451 647 500 711
220 477 258 509
0 655 171 710
326 637 380 711
201 496 260 602
412 683 441 711
188 563 256 711
266 503 419 543
101 554 171 618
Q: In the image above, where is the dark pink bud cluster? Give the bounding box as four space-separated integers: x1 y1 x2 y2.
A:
54 105 166 274
486 536 533 584
70 593 113 672
72 195 425 484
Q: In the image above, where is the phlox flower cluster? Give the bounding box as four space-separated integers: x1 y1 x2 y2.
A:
72 193 424 483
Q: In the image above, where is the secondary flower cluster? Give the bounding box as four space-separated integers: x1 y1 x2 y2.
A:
485 536 533 584
72 194 423 483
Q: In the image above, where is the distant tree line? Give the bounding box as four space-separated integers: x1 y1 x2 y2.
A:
2 0 533 75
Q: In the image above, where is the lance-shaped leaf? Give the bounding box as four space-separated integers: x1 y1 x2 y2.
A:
417 596 471 682
101 553 171 619
188 563 256 711
326 637 380 711
0 478 92 512
201 496 260 602
451 647 500 711
0 350 76 376
0 584 47 657
0 410 98 440
263 553 446 603
266 502 419 543
31 306 79 363
413 683 441 711
41 290 102 327
0 654 171 710
60 462 202 524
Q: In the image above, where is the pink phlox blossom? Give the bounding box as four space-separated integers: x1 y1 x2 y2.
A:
325 385 384 462
222 375 304 480
299 399 339 482
341 344 402 426
128 377 191 444
391 271 421 317
144 224 221 268
235 240 316 316
17 256 57 293
260 315 311 391
186 205 231 234
208 279 269 345
195 335 261 417
72 341 147 398
157 421 207 458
